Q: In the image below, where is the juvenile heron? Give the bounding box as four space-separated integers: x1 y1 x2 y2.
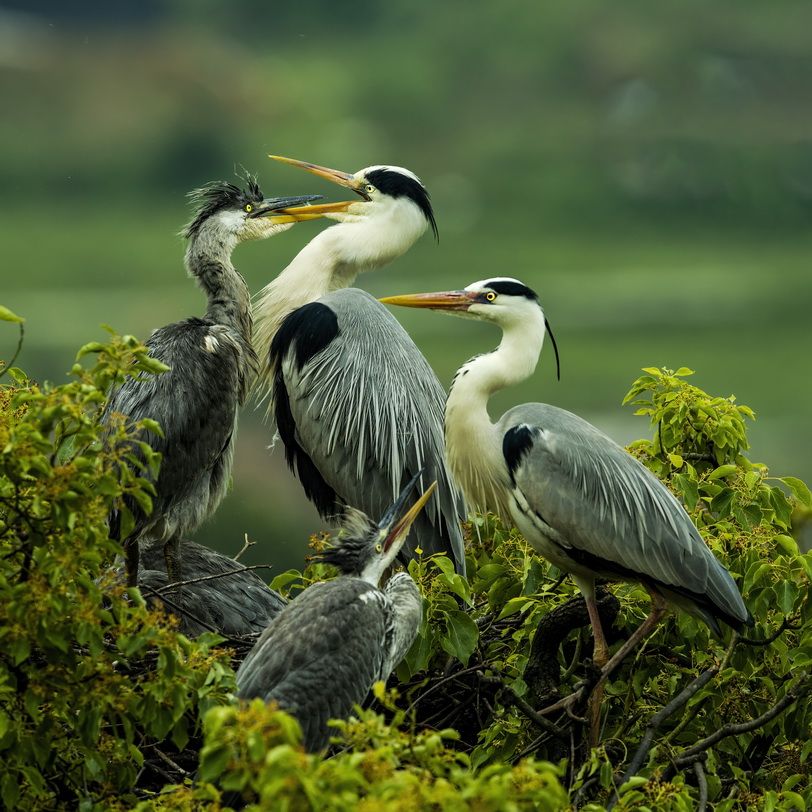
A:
382 278 750 675
104 176 320 585
138 539 286 638
252 155 466 574
236 473 432 752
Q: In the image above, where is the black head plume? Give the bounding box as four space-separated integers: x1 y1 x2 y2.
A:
313 518 377 576
183 172 264 238
365 167 439 242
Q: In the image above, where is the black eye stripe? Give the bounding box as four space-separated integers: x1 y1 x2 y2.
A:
482 280 538 300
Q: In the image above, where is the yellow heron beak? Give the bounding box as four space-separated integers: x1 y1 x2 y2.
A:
384 481 438 552
379 290 481 311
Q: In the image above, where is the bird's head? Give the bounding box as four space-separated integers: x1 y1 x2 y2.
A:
380 277 560 379
268 155 437 272
316 475 437 585
182 174 323 247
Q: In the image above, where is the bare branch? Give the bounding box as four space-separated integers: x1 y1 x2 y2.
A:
694 760 708 812
234 533 256 562
738 616 800 647
608 636 737 810
150 563 274 594
477 671 568 741
673 671 811 770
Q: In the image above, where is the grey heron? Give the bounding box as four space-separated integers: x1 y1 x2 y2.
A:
235 473 432 752
381 278 750 677
252 155 466 574
137 539 286 638
104 176 321 585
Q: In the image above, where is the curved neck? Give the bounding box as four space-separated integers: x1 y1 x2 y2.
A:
253 205 425 382
445 310 545 518
185 230 251 339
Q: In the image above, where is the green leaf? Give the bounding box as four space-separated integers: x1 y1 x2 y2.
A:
674 367 695 376
0 305 24 323
668 453 684 468
497 596 532 620
781 477 812 509
441 610 479 666
708 464 738 481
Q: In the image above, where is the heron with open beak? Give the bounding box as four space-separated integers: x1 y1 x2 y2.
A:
251 154 466 575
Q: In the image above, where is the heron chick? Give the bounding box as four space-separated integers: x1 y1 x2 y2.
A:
235 473 433 752
252 155 466 574
381 279 750 667
104 176 321 585
137 539 286 638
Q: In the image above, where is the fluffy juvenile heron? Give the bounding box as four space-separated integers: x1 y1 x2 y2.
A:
235 473 432 752
252 155 465 574
137 539 286 638
382 278 750 675
104 176 320 585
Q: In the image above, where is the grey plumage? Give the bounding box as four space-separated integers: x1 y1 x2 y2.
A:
236 578 395 751
235 474 428 752
103 178 319 583
137 539 286 637
502 404 748 633
253 160 467 576
275 289 465 570
381 277 749 641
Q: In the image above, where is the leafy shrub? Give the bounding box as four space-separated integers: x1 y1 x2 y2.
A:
2 300 810 812
0 312 234 810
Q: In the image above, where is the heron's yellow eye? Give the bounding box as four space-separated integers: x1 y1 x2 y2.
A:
485 291 496 302
375 542 383 553
365 184 375 194
244 203 253 213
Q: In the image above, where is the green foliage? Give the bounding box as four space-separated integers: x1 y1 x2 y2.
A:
0 319 234 810
144 689 568 811
3 305 811 812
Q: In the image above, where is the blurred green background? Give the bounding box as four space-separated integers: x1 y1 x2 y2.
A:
2 1 810 571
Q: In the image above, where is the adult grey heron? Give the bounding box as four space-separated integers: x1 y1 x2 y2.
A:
252 155 466 574
236 473 431 752
137 539 286 638
381 278 750 676
105 176 320 585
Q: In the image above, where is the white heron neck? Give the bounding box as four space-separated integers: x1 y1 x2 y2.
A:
445 310 545 520
252 202 427 392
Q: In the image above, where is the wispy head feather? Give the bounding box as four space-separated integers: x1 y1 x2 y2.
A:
182 171 264 238
313 507 378 575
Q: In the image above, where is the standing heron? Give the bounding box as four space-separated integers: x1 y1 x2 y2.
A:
105 176 320 585
252 155 466 574
137 539 286 638
236 474 432 752
382 278 750 682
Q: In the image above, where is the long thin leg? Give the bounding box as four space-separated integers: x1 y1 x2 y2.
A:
597 588 667 688
583 593 609 746
124 536 139 588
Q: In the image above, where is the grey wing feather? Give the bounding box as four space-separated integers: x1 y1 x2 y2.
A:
103 319 247 539
502 403 748 624
281 289 466 573
138 540 285 636
236 578 389 751
381 572 422 679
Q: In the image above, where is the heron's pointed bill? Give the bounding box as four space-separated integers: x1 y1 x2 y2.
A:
259 200 358 223
269 154 363 192
248 194 328 223
380 479 438 554
379 290 479 312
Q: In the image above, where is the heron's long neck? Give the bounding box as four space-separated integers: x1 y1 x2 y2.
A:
445 315 544 520
185 234 251 340
252 226 365 392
